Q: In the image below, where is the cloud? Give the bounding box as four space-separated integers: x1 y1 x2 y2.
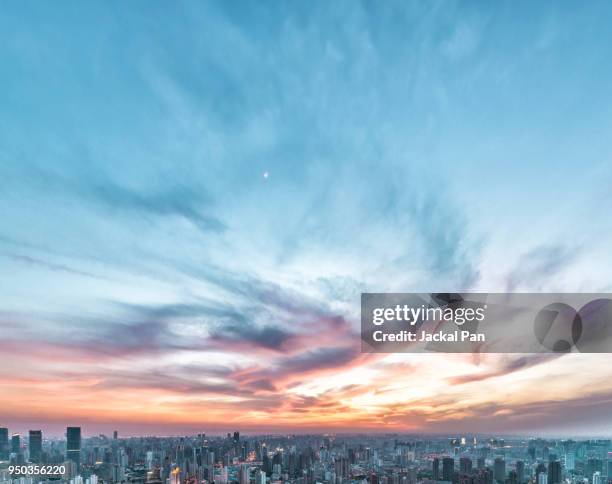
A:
85 179 226 233
2 252 107 280
447 355 564 385
506 244 577 292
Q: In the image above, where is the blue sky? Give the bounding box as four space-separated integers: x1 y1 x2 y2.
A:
1 1 612 436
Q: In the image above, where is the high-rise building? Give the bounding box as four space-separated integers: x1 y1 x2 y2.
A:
233 431 240 443
547 461 561 484
257 470 266 484
29 430 42 463
11 434 20 454
516 460 525 483
240 464 250 484
538 473 548 484
0 428 8 460
66 427 81 468
442 457 454 481
169 466 180 484
587 459 603 483
219 466 229 484
335 456 349 478
509 470 518 484
566 453 575 471
460 457 473 474
593 472 602 484
494 458 506 483
433 457 440 480
113 431 118 440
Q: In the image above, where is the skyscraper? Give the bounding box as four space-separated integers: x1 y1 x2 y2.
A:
11 434 20 454
442 457 454 481
29 430 42 463
587 459 603 483
509 470 518 484
0 428 8 460
494 458 506 483
516 460 525 484
460 457 473 474
240 464 249 484
547 461 561 484
66 427 81 468
433 457 440 480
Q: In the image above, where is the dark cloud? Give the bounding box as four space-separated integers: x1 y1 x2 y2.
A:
447 355 564 385
209 324 296 351
235 345 363 389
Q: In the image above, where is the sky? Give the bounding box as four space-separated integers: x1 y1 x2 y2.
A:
1 1 612 438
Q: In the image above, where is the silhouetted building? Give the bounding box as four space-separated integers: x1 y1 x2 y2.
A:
29 430 42 463
443 457 455 481
516 460 525 484
509 470 518 484
11 434 20 454
0 428 8 460
433 457 440 480
494 458 506 483
547 461 561 484
460 457 472 474
66 427 81 468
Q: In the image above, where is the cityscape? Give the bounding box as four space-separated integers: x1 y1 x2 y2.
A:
3 5 612 484
1 428 611 484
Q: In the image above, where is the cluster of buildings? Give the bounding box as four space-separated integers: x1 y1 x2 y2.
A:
1 429 611 484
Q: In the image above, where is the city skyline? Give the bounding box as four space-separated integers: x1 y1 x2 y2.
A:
1 427 611 484
2 2 612 436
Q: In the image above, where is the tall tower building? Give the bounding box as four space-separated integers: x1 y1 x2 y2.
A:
433 457 440 480
29 430 42 463
0 428 8 460
11 434 20 454
547 461 561 484
442 457 454 481
565 453 575 471
240 464 250 484
494 458 506 483
66 427 81 468
516 460 525 483
460 457 473 474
